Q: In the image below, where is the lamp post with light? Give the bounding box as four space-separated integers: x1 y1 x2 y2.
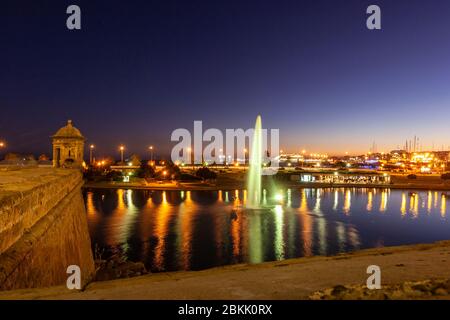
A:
149 145 154 162
89 144 95 165
119 145 125 163
187 147 193 170
243 148 248 172
0 141 5 160
0 140 6 158
301 149 306 167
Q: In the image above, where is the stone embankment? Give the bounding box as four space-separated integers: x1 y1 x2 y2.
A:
0 168 94 291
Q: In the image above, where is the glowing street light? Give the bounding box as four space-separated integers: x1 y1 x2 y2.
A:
149 145 154 162
0 141 5 148
243 148 248 167
89 144 95 164
187 147 193 169
119 145 125 163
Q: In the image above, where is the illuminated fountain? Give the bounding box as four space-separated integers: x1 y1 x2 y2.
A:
246 115 263 208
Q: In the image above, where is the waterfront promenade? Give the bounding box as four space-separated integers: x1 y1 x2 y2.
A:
83 172 450 191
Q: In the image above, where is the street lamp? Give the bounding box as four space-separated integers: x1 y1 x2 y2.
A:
90 144 95 165
300 149 306 167
149 145 154 162
0 141 5 160
119 145 125 163
243 148 248 171
187 147 193 170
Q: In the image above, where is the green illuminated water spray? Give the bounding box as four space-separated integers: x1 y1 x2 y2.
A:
246 115 262 208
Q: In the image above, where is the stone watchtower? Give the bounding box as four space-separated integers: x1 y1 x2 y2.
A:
52 120 85 168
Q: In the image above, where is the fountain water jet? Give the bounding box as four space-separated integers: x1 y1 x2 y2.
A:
246 115 263 208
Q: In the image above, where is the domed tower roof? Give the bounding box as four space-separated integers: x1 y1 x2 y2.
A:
52 120 85 140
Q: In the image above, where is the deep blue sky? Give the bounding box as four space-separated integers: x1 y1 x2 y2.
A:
2 0 450 158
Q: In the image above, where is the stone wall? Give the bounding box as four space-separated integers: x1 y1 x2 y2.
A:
0 169 95 291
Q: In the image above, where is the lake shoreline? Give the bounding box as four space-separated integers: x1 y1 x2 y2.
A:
83 180 450 191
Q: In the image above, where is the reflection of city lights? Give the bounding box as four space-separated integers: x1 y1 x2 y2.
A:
427 191 432 214
333 190 338 211
367 191 373 211
379 190 388 212
343 189 351 214
274 205 285 259
409 194 419 217
154 191 170 270
400 193 407 216
298 189 312 256
80 185 450 276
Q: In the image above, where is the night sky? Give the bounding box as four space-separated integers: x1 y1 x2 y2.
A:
2 0 450 158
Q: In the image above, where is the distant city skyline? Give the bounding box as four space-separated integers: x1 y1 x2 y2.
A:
2 0 450 157
1 118 450 159
2 124 449 160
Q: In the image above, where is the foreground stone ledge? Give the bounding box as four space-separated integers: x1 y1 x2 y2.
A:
310 278 450 300
0 168 94 291
0 169 81 254
1 240 449 300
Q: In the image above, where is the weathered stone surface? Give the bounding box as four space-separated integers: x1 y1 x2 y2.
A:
309 278 450 300
0 168 94 291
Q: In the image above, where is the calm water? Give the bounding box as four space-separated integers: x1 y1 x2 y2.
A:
84 188 450 272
